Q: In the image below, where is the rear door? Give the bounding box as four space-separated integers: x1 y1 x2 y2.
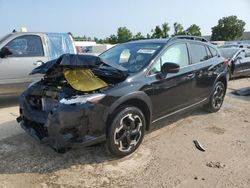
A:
188 43 217 101
149 42 196 120
0 35 48 83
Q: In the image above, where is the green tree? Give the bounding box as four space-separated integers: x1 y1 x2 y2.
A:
117 27 133 43
94 37 99 43
152 26 163 38
186 24 202 36
73 36 83 41
146 33 151 39
73 35 91 41
162 23 170 38
151 23 170 38
211 15 245 41
133 32 145 40
108 34 118 44
173 22 185 35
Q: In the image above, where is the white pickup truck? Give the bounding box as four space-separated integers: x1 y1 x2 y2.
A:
0 32 76 95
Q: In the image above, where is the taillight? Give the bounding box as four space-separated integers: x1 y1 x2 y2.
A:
224 59 230 65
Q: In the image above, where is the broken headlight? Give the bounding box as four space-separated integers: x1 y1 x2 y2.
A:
59 93 106 105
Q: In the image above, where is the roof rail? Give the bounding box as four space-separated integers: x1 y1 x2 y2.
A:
169 35 209 43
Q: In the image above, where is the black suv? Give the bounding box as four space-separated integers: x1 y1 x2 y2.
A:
17 36 227 157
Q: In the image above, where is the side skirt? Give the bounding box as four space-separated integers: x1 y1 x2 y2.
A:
152 98 208 124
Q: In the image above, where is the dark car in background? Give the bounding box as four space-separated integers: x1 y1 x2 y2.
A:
17 36 227 157
220 44 250 49
219 48 250 79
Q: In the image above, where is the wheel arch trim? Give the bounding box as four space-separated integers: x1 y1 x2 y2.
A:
105 91 152 131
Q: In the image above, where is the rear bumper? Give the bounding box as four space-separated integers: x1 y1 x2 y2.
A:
17 92 107 151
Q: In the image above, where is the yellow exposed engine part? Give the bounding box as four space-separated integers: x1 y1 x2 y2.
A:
64 68 108 92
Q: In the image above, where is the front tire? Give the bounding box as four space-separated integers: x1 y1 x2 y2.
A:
106 106 146 157
205 81 226 113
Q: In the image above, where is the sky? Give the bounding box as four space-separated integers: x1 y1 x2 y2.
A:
0 0 249 38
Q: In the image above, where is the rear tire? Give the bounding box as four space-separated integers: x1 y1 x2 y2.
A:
205 81 226 113
106 106 146 157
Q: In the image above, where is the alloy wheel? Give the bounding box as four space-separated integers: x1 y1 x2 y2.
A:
114 113 143 152
212 84 225 109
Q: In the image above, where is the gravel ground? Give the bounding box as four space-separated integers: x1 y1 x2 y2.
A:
0 78 250 188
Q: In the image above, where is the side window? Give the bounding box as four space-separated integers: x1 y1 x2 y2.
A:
245 50 250 58
46 33 75 59
190 43 209 64
5 35 44 57
150 43 189 74
238 51 245 59
209 46 218 57
205 46 213 59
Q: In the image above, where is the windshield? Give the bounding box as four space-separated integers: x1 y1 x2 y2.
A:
219 48 239 59
99 42 164 73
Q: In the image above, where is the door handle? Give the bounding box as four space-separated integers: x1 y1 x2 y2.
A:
33 60 44 66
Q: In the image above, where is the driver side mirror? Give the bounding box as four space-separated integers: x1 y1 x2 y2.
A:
0 47 12 58
157 62 180 79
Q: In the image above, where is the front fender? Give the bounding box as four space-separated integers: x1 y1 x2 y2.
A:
103 91 152 131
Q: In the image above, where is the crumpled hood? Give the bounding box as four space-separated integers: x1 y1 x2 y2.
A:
30 54 128 75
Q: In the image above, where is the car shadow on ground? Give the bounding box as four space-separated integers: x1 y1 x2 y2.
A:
0 130 115 174
148 107 208 134
0 95 19 108
0 108 207 175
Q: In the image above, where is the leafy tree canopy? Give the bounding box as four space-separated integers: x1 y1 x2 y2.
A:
173 22 185 35
151 22 170 38
186 24 202 36
211 15 245 41
117 27 133 43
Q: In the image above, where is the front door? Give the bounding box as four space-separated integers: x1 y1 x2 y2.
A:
0 35 48 94
148 42 195 120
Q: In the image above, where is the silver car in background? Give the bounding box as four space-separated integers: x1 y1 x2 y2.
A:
0 32 76 96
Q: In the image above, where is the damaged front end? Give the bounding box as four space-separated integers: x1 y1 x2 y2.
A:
17 54 128 152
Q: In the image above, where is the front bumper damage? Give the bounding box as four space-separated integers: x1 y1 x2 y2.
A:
16 54 127 152
17 91 107 151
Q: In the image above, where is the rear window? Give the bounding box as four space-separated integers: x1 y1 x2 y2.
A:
190 43 209 64
46 33 75 60
219 48 238 59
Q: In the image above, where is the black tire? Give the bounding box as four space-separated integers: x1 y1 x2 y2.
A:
205 81 226 113
106 106 146 157
53 147 71 154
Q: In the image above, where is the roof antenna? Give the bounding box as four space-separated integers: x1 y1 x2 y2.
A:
12 29 16 33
